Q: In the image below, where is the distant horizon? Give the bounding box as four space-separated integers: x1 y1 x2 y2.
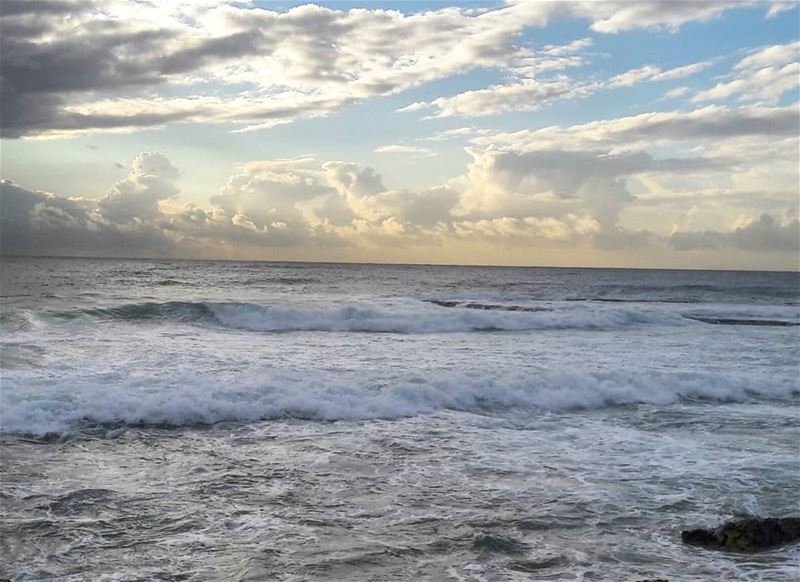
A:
4 252 799 275
1 1 798 271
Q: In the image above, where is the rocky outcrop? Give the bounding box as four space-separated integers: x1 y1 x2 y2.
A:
681 517 800 552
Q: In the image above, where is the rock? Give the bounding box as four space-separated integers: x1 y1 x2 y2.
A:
681 517 800 552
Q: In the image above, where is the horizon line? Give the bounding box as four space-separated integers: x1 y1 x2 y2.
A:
2 253 798 274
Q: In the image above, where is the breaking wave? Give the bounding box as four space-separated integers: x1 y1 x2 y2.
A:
39 300 800 332
2 368 797 436
40 300 695 333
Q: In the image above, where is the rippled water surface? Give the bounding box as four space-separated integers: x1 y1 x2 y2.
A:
1 257 799 580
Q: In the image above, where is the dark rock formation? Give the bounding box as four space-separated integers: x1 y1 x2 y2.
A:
681 517 800 552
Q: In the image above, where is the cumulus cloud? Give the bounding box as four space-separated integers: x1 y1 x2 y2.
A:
98 153 180 223
455 146 723 250
0 149 631 257
2 130 797 266
320 161 458 227
0 0 779 137
0 154 339 256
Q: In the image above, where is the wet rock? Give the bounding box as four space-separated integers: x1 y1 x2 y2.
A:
681 517 800 552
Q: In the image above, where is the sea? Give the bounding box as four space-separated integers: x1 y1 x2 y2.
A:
1 256 798 581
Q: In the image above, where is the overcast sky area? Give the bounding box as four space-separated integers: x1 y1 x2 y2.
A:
1 0 798 269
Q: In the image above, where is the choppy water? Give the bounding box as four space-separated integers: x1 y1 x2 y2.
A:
1 257 799 581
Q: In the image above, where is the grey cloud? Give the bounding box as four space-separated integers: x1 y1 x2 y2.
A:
0 179 176 257
669 214 800 252
0 0 93 17
473 106 800 153
158 29 268 75
0 26 178 137
615 107 800 143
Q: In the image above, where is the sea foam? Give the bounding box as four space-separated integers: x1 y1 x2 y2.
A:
2 367 796 436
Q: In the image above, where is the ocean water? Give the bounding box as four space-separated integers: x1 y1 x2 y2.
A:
1 256 798 581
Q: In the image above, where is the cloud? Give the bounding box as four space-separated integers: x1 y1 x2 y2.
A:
670 213 800 252
98 152 180 223
456 146 721 248
605 61 712 88
445 215 600 244
0 154 340 257
0 179 176 257
2 138 797 266
455 101 798 253
0 0 777 137
321 161 458 226
408 77 591 119
402 58 713 119
374 145 434 156
0 1 547 137
1 149 609 257
571 0 756 34
664 86 689 99
471 105 800 151
693 41 799 104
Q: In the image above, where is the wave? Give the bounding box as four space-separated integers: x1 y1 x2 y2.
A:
425 299 550 313
683 316 799 327
2 368 796 436
426 299 800 327
39 300 693 333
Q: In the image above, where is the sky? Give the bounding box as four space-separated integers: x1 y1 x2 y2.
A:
0 0 798 269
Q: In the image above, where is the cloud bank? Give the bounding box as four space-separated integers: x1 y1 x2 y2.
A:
3 112 798 268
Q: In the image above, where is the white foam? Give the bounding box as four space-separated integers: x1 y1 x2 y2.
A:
204 302 688 333
1 368 795 436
